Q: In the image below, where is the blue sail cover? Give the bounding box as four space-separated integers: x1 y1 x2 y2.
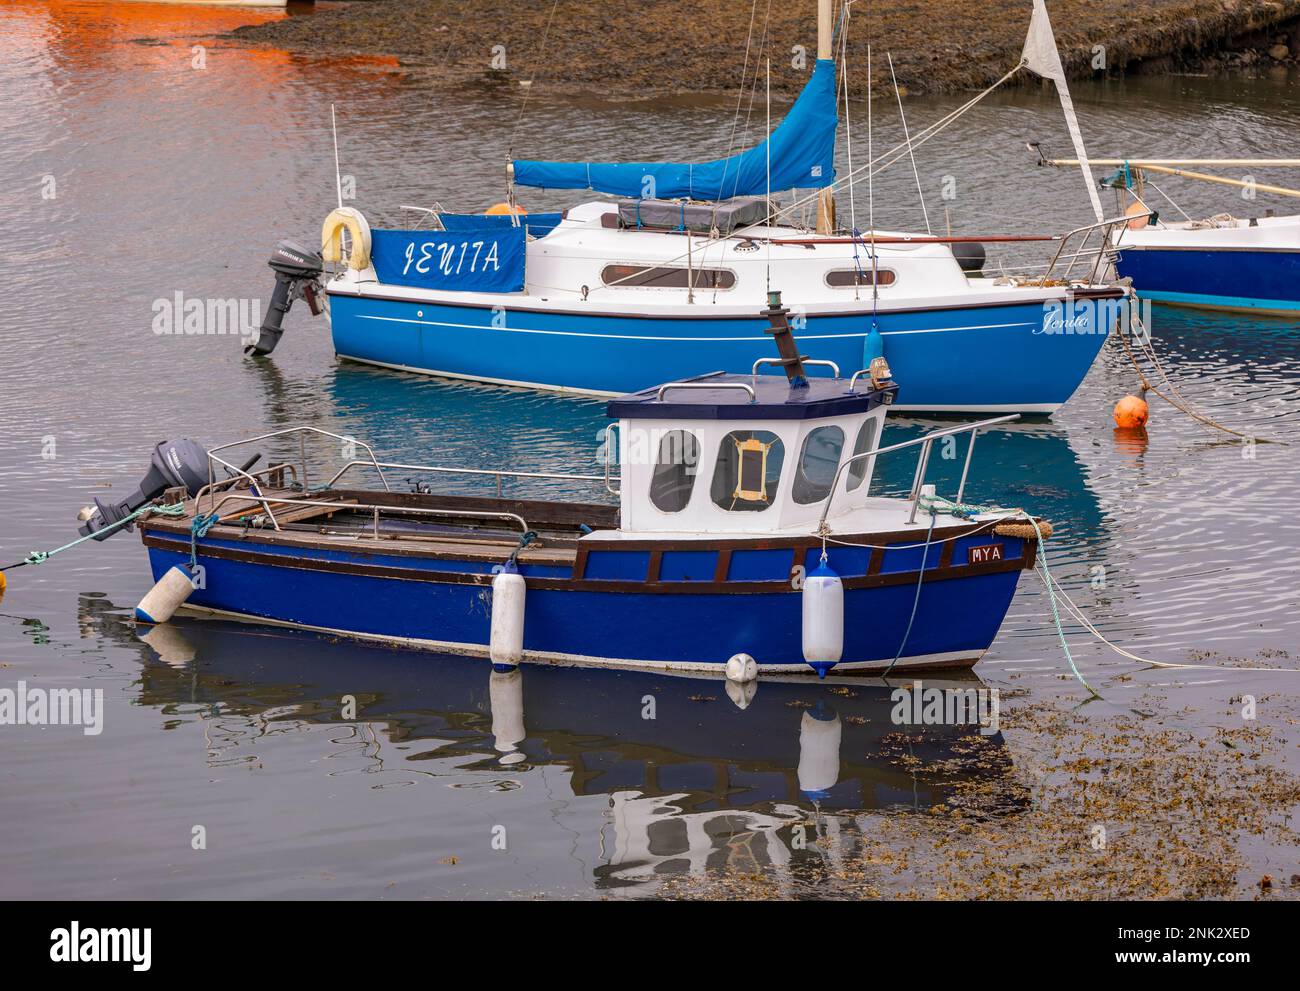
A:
371 227 526 293
512 59 838 200
438 212 563 239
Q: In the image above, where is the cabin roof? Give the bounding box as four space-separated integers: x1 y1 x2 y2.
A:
607 372 896 421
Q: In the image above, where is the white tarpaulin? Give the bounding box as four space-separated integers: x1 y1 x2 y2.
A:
1022 0 1105 223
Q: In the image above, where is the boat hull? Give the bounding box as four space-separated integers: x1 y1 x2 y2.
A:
1116 246 1300 315
326 291 1117 414
142 527 1031 675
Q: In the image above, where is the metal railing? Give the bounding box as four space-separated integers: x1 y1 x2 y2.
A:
199 491 529 541
817 414 1020 529
326 459 610 498
1036 212 1152 286
751 357 841 377
195 425 619 535
656 381 756 402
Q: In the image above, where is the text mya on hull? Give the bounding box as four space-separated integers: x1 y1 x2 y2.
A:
250 0 1136 415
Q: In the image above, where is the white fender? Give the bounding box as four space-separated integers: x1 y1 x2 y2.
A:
135 566 195 625
321 207 372 271
801 560 844 676
489 668 526 755
489 565 526 669
725 653 758 683
797 708 843 798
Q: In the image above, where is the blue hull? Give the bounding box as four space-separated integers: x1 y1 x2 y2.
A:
144 529 1029 673
326 292 1116 412
1116 247 1300 313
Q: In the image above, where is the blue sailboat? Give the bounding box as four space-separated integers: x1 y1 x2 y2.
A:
249 0 1131 414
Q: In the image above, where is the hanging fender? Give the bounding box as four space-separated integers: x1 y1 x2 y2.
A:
321 207 373 271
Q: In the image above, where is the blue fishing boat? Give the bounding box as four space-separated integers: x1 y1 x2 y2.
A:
248 0 1133 414
92 299 1051 677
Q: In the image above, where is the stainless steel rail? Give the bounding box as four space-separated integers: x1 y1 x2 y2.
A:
751 357 841 377
1036 212 1152 286
656 381 756 402
816 414 1021 529
199 492 530 541
326 459 610 498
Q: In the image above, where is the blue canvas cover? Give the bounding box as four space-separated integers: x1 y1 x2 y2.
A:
512 59 837 200
370 227 526 293
438 212 563 239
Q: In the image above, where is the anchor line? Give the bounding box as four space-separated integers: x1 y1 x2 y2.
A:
0 502 186 573
880 508 937 679
1118 314 1275 443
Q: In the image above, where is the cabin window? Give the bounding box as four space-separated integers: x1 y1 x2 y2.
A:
602 264 736 290
792 425 846 505
711 430 785 512
846 417 878 491
648 430 700 513
825 268 896 288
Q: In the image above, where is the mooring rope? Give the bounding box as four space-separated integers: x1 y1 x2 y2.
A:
0 502 186 573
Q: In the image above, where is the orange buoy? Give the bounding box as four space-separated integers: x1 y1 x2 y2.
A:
1124 200 1150 231
1113 393 1149 428
485 202 526 216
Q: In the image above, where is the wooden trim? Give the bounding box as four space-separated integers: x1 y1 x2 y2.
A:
142 533 1027 595
646 549 663 583
713 548 732 583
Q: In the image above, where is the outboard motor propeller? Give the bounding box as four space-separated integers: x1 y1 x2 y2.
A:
78 439 210 541
245 239 325 356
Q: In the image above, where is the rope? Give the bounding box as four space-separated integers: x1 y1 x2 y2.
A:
881 509 937 679
1116 317 1271 442
189 512 220 572
0 502 186 573
1032 529 1101 698
506 529 538 568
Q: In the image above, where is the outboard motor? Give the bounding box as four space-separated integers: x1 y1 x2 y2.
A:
78 439 209 541
952 241 986 276
245 239 325 356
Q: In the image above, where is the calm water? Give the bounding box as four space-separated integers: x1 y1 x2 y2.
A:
1 1 1298 899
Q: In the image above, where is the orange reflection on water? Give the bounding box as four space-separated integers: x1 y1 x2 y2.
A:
6 1 400 82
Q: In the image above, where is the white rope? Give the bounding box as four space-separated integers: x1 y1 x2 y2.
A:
888 51 932 235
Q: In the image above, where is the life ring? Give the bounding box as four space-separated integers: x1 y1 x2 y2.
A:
321 207 372 270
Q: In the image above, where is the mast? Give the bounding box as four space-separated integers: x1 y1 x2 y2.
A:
815 0 836 234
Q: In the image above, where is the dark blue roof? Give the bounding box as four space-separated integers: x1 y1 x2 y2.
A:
607 372 897 421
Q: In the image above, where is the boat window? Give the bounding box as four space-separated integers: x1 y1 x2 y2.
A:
792 425 846 505
825 268 896 288
648 430 700 513
602 264 737 290
846 417 878 491
711 430 785 513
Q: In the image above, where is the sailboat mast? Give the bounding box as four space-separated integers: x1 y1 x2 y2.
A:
815 0 836 234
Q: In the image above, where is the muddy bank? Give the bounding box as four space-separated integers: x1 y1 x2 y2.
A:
230 0 1300 99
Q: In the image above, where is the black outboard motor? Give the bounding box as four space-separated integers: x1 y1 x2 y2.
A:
78 439 210 541
245 239 325 356
952 241 986 276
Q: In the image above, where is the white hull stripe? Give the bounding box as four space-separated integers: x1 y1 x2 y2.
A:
351 313 1033 342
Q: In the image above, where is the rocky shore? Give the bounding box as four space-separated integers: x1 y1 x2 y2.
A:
230 0 1300 99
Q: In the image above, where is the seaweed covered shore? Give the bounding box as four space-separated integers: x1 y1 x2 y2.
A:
231 0 1300 99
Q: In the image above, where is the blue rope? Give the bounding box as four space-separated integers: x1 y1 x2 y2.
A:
189 512 219 572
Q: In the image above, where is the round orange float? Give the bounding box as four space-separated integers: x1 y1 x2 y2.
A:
1113 393 1150 428
486 202 527 216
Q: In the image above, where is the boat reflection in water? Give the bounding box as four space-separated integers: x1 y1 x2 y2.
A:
75 594 1024 887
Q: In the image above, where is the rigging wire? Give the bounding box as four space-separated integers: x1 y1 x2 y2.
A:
887 51 932 235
